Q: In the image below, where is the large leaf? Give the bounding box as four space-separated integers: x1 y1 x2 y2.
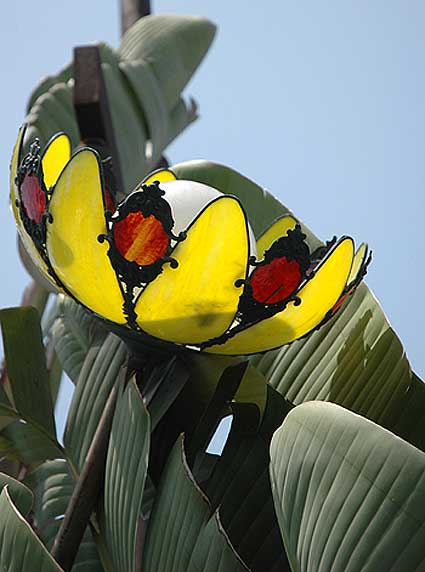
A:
119 15 215 112
24 15 216 194
0 420 63 465
270 401 425 571
64 333 128 471
142 355 189 431
0 487 63 572
25 460 102 572
389 372 425 451
253 284 417 442
50 296 108 384
202 386 292 572
0 472 33 516
147 356 269 485
0 307 62 465
0 306 56 437
142 436 248 571
102 379 150 572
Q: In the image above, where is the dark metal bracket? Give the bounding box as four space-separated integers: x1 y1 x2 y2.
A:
73 45 125 196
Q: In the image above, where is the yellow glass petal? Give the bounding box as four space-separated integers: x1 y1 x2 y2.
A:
142 168 177 186
256 215 298 258
10 126 56 286
41 133 71 189
205 237 354 355
136 197 249 344
347 243 367 285
46 149 125 324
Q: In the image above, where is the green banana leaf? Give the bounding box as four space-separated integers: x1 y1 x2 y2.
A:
64 333 128 472
142 435 248 571
0 487 62 572
0 472 33 516
0 307 56 437
0 307 63 464
0 421 63 465
25 460 102 571
201 386 292 571
101 379 150 572
142 355 189 431
23 15 216 195
270 401 425 572
50 296 108 384
254 284 423 448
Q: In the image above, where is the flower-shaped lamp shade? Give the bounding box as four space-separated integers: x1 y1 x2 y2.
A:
10 127 371 355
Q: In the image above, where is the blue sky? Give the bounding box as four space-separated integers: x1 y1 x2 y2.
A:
1 1 424 424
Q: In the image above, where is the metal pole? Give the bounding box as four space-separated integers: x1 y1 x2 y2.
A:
121 0 151 35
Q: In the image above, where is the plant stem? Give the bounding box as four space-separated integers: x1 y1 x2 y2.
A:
51 380 120 571
121 0 151 35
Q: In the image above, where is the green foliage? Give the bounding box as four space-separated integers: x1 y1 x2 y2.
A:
49 296 108 384
64 333 128 472
101 379 150 572
0 307 63 466
0 472 33 516
25 460 102 571
254 283 413 433
24 15 216 195
270 401 425 572
0 488 62 571
142 436 248 572
0 307 56 436
2 9 424 572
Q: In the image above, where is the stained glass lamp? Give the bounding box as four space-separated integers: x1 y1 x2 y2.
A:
10 127 371 355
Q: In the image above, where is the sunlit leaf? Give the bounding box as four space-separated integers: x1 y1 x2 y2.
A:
102 379 150 572
64 333 128 471
270 401 425 571
24 16 216 195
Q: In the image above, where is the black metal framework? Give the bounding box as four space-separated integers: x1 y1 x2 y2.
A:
14 137 369 357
